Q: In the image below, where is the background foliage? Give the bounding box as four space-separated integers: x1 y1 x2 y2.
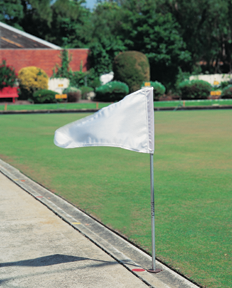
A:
222 85 232 98
18 66 48 101
2 0 232 90
141 81 166 101
32 89 57 103
0 59 17 89
113 51 150 92
178 79 212 100
95 80 129 101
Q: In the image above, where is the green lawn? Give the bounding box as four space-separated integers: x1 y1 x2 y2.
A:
0 110 231 288
154 98 232 108
0 102 109 111
1 98 232 111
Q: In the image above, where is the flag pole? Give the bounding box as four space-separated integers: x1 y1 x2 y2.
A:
147 153 162 273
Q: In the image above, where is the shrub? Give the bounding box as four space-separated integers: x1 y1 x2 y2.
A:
178 80 211 100
52 51 101 90
18 66 48 100
87 72 101 90
220 81 231 90
141 81 165 101
52 49 72 79
221 85 232 98
79 86 94 100
88 38 126 77
63 87 81 102
113 51 150 93
0 59 17 89
70 70 87 87
33 89 57 103
95 81 129 102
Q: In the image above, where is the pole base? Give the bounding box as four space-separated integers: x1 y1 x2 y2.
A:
147 268 162 273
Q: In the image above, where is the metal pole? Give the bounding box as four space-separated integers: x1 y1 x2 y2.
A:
147 153 162 273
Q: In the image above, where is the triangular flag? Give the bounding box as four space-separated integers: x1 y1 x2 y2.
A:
54 87 154 154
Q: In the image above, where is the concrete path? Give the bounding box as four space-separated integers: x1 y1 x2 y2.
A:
0 159 200 288
0 172 148 288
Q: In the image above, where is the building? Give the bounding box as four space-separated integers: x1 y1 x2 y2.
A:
0 22 89 77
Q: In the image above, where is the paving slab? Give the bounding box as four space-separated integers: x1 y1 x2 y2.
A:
0 172 149 288
0 159 200 288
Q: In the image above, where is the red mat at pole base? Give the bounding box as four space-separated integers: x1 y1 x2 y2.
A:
132 268 146 272
147 268 162 273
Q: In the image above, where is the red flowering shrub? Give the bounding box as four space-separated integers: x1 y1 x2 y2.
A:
0 59 17 90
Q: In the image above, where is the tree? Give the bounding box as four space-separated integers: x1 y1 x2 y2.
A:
118 4 191 89
88 37 125 76
0 0 91 48
19 0 53 39
156 0 232 73
48 0 91 47
90 1 123 42
87 1 126 76
0 0 24 29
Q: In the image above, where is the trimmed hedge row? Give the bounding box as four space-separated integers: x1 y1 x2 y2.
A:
7 60 232 103
178 80 211 100
63 87 81 102
33 89 57 103
95 81 129 102
221 85 232 98
141 81 165 101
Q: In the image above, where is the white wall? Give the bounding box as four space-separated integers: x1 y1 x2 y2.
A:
48 78 69 94
189 74 232 85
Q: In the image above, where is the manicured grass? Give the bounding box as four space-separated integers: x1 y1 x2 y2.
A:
1 98 232 111
154 98 232 108
0 111 231 288
0 102 109 111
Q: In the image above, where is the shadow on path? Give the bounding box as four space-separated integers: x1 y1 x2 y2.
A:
0 254 127 286
0 254 117 268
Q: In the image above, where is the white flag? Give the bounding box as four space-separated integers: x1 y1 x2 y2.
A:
54 87 154 154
